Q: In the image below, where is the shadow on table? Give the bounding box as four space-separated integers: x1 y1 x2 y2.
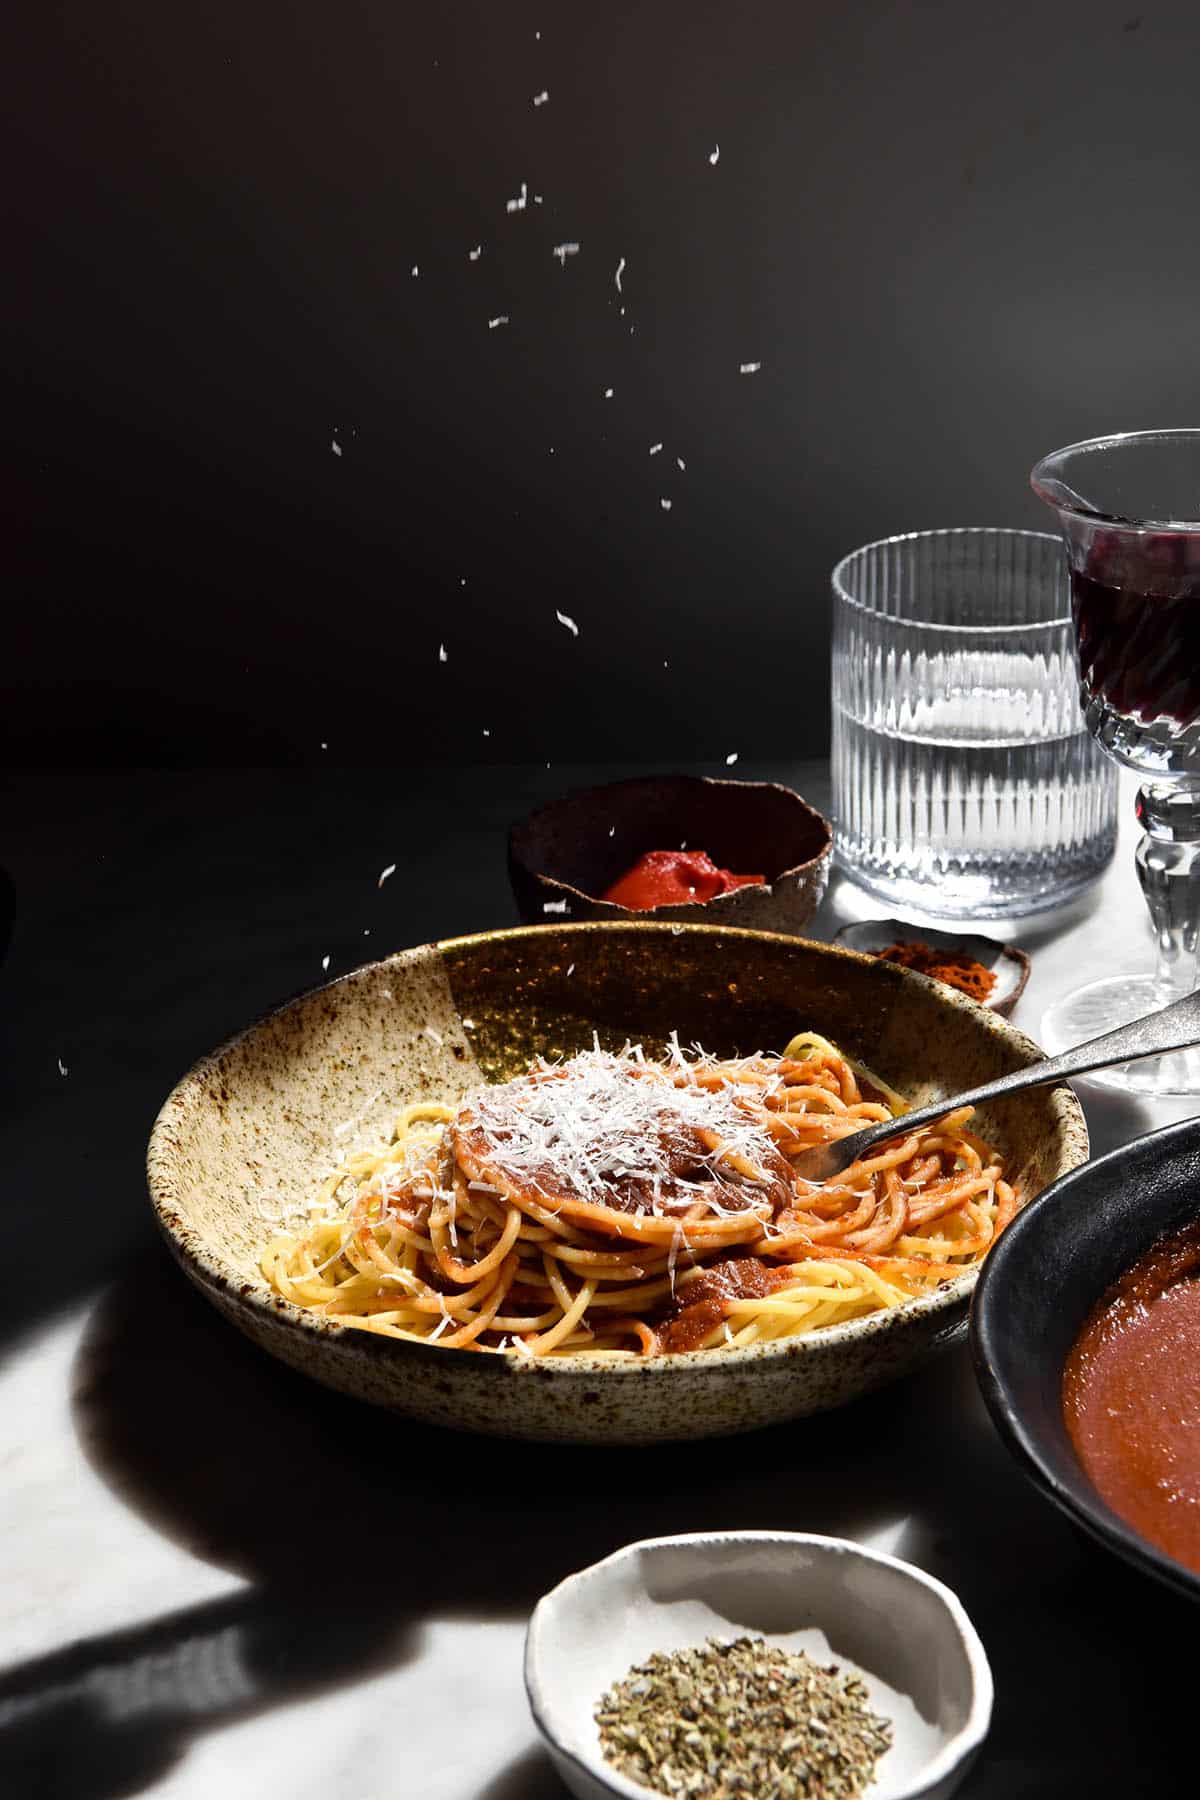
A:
477 1746 570 1800
2 1246 1196 1797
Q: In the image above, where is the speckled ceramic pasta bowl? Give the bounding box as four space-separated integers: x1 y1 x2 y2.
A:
147 923 1089 1444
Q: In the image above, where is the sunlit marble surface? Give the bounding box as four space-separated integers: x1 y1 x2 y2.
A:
1 763 1194 1799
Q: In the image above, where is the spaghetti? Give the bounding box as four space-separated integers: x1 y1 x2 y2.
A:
260 1037 1016 1358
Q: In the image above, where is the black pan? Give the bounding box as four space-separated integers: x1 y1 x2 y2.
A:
971 1114 1200 1604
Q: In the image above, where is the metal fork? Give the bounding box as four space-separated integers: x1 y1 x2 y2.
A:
789 986 1200 1185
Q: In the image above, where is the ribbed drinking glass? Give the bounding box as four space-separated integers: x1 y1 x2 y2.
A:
831 527 1118 919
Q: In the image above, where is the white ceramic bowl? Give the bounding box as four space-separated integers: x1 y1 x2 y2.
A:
525 1531 993 1800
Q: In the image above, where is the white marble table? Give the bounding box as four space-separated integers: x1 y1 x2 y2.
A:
2 764 1195 1799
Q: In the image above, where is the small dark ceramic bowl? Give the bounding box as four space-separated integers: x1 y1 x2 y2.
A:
508 774 832 935
971 1116 1200 1604
835 920 1030 1017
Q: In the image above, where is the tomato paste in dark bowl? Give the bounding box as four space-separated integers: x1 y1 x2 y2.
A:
971 1116 1200 1603
508 774 832 935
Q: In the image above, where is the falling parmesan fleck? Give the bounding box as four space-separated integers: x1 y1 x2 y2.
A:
553 242 580 265
488 315 510 329
469 245 482 261
331 440 342 456
566 963 575 977
739 361 762 374
321 955 330 971
660 497 673 511
608 826 616 836
363 928 371 936
649 443 663 455
677 457 686 471
378 863 397 888
555 610 580 637
438 643 448 663
411 264 419 278
604 387 613 398
533 90 549 106
542 899 568 914
615 257 626 293
320 741 328 749
709 144 720 165
483 728 491 737
57 1057 68 1077
506 181 528 213
726 752 739 765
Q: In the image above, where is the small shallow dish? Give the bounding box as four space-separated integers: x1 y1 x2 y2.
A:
525 1531 993 1800
508 774 833 934
835 919 1030 1017
971 1115 1200 1604
147 921 1087 1444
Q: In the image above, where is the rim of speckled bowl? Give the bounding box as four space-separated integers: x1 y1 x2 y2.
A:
146 923 1089 1378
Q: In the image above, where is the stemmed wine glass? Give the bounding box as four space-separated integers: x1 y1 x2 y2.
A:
1032 429 1200 1095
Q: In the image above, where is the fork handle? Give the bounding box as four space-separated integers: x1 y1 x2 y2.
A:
848 985 1200 1158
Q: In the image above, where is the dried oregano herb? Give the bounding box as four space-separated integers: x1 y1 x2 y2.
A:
595 1635 893 1799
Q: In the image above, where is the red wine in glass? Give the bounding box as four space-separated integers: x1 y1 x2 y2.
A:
1072 541 1200 736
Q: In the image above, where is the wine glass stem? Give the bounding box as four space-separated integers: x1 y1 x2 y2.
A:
1136 784 1200 1005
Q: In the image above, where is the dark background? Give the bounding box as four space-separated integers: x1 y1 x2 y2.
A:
9 0 1200 766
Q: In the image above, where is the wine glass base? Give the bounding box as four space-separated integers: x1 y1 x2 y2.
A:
1041 975 1200 1097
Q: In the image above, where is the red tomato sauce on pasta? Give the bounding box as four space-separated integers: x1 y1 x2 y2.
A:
1062 1218 1200 1575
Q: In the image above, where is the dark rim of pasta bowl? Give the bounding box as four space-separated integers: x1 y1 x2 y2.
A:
147 922 1086 1384
971 1114 1200 1605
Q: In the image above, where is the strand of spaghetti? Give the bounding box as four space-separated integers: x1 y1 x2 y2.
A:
571 1276 675 1310
391 1102 455 1131
491 1304 564 1331
786 1259 910 1307
546 1242 660 1271
510 1197 765 1246
524 1260 596 1354
600 1316 660 1355
992 1178 1018 1233
400 1265 506 1313
906 1171 999 1227
842 1170 909 1252
765 1086 853 1115
432 1201 522 1282
782 1188 880 1241
494 1188 599 1242
542 1252 579 1317
898 1223 994 1259
696 1129 784 1184
728 1290 870 1315
435 1254 519 1348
